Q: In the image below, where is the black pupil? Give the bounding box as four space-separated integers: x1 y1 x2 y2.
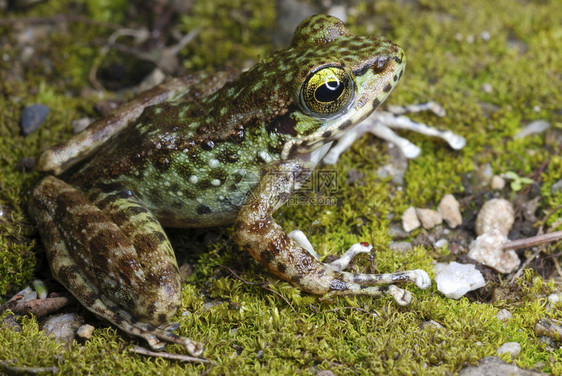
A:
315 79 344 103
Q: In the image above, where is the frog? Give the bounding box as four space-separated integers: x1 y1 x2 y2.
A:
29 15 436 356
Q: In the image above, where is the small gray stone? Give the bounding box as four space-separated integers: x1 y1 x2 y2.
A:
76 324 95 339
389 241 413 253
468 230 520 274
551 179 562 194
491 175 506 190
496 309 513 321
72 117 94 133
475 199 514 236
459 356 544 376
42 313 83 345
438 194 462 228
21 104 50 135
402 206 420 232
497 342 521 357
416 208 443 230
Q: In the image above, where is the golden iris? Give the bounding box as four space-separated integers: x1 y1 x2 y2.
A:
301 66 353 115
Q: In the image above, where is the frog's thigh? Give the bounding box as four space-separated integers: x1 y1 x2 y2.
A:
29 176 181 325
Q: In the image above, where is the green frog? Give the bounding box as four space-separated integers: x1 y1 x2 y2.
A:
29 15 432 356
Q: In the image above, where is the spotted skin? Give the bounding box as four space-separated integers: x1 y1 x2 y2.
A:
30 15 430 355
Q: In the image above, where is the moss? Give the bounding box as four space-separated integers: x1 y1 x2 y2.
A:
1 0 561 374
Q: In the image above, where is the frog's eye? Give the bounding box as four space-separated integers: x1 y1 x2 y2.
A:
301 66 353 115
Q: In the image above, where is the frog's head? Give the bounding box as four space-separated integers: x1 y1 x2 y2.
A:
275 14 406 160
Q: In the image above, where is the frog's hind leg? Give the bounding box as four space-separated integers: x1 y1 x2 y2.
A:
234 164 431 306
29 176 202 355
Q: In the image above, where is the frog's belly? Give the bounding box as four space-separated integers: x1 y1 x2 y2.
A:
133 168 260 228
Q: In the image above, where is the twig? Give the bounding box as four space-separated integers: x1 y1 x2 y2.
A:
0 296 72 317
503 230 562 250
0 360 58 375
130 345 210 363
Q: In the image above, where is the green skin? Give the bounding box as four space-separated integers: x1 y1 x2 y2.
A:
29 15 430 356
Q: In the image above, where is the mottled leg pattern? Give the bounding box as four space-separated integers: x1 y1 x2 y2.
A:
323 102 466 164
29 176 202 355
234 163 431 306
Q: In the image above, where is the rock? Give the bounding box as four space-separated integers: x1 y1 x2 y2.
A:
437 194 462 228
491 175 506 190
514 120 550 139
434 238 448 249
547 293 561 305
76 324 95 339
416 208 443 230
468 230 520 274
21 104 50 135
496 309 513 321
388 241 412 253
551 179 562 194
475 198 514 236
434 262 486 299
458 356 543 376
535 318 562 341
402 206 420 232
497 342 521 357
72 117 94 133
42 313 83 345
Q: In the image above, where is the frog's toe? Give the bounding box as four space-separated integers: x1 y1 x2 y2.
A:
388 285 412 306
136 321 204 356
288 230 319 258
412 269 432 289
328 242 372 271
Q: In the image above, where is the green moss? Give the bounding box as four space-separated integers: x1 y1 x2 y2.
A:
178 0 275 71
1 0 561 374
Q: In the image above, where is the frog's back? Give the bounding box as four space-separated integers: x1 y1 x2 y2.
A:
70 14 404 228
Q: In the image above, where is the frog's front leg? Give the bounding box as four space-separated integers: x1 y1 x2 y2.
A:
234 162 430 305
28 176 203 355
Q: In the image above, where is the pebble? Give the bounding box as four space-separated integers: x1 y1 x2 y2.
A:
475 198 514 236
21 104 50 135
491 175 506 190
438 194 462 228
535 318 562 341
551 179 562 194
468 230 520 274
496 342 521 357
76 324 95 339
434 262 486 299
41 313 83 345
434 238 448 249
402 206 421 232
459 356 543 376
416 208 443 230
72 117 94 133
388 241 412 253
496 309 513 321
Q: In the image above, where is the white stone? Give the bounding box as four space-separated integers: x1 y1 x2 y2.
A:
438 194 462 228
491 175 506 190
468 230 520 274
475 198 514 236
433 262 486 299
402 206 420 232
76 324 95 339
496 309 513 321
496 342 521 357
416 208 443 229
